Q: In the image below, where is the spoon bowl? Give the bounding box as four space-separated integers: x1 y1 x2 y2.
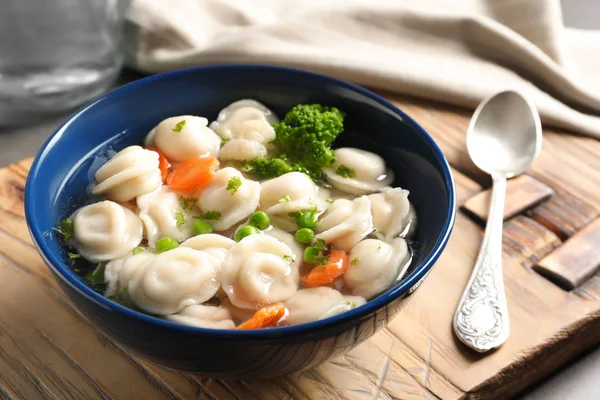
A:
467 90 542 177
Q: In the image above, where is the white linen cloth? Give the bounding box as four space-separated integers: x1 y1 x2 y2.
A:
124 0 600 138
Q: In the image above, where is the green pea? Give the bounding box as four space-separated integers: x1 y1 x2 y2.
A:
296 210 318 229
295 228 315 244
303 246 320 264
249 211 271 230
156 237 179 253
235 225 260 242
193 220 213 235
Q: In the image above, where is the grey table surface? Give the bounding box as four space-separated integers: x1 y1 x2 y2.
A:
1 1 598 398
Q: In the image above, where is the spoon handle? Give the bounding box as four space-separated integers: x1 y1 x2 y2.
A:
453 176 510 352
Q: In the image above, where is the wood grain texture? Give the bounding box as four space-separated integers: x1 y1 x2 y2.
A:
1 94 599 399
534 218 600 290
462 175 553 223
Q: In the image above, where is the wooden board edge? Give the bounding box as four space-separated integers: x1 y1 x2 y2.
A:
466 310 600 400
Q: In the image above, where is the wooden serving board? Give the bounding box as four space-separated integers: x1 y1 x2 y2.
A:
1 94 599 400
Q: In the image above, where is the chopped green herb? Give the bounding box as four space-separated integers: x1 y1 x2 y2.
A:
86 265 104 285
54 218 74 241
179 196 197 212
221 138 230 147
197 210 221 220
345 301 357 308
108 286 132 307
350 257 360 266
279 195 291 203
336 164 355 179
175 211 186 227
371 228 379 234
67 252 81 259
132 247 146 255
313 238 327 251
377 243 382 251
325 198 334 204
283 255 295 263
172 120 186 132
226 176 242 195
314 254 330 266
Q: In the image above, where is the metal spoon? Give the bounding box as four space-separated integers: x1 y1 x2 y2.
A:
453 90 542 353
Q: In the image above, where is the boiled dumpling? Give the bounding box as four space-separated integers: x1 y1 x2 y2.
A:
129 247 221 315
264 227 304 271
151 115 221 161
345 238 411 299
221 235 299 310
285 287 366 325
209 99 278 144
323 148 394 195
104 250 154 297
259 172 328 231
315 196 373 251
166 304 236 329
197 167 260 231
369 187 416 241
137 187 199 248
72 201 143 262
220 298 256 323
218 138 267 161
91 146 162 202
180 234 235 263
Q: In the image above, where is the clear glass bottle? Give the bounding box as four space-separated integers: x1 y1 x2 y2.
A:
0 0 130 126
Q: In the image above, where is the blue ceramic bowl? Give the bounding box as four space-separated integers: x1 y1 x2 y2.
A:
25 65 455 379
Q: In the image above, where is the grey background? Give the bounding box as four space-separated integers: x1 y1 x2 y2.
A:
1 1 598 398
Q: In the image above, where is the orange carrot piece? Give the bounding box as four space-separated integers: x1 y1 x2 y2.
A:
236 303 286 330
166 157 217 192
300 249 348 288
145 147 170 183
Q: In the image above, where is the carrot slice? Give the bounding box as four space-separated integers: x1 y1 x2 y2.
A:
300 249 349 288
166 157 218 192
236 303 286 330
144 147 170 183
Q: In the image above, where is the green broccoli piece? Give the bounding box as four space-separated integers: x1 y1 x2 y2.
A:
242 104 345 181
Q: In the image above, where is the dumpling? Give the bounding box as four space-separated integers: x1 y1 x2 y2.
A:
220 298 256 323
369 187 415 241
264 227 304 271
209 99 278 143
218 138 267 161
166 304 236 329
151 115 221 161
221 235 299 310
129 247 221 315
315 196 373 251
196 167 260 231
259 172 328 232
323 148 394 195
72 201 143 262
104 251 154 296
136 187 199 248
344 238 411 299
91 146 162 202
285 287 366 325
180 234 235 263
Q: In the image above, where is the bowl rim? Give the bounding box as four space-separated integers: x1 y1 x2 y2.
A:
25 64 456 339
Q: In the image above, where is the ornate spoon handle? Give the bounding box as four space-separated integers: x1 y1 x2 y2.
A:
453 175 510 352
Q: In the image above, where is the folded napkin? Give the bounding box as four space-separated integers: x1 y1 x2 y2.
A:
124 0 600 138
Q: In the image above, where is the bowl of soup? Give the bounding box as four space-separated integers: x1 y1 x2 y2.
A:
25 65 455 379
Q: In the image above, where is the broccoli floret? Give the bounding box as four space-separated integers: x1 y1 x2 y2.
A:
274 104 344 171
243 104 345 181
241 156 320 181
